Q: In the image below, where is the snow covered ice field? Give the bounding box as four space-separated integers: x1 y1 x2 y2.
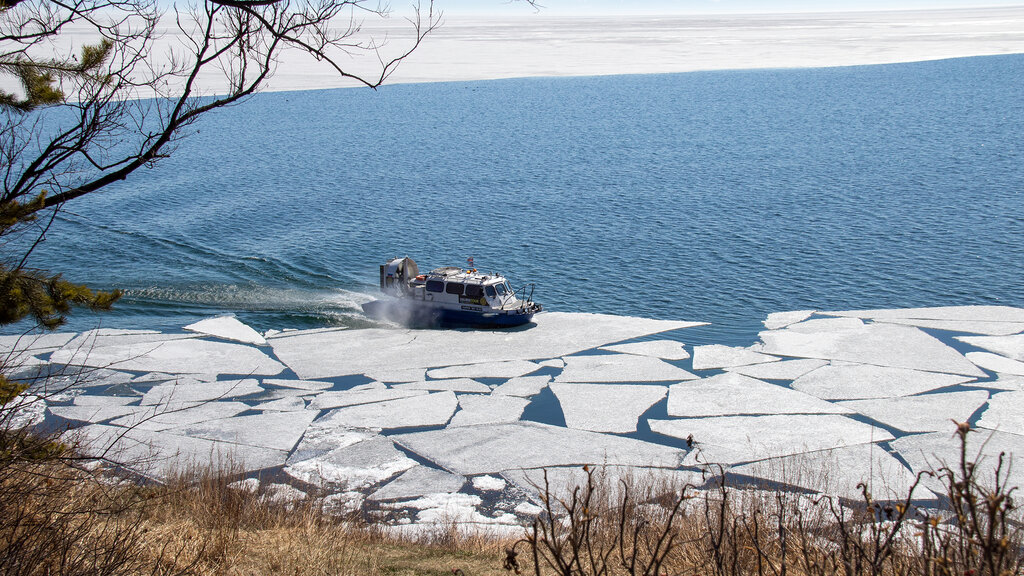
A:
5 305 1024 532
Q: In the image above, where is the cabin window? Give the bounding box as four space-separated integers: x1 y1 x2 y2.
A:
445 282 464 295
495 283 508 296
485 286 496 298
465 284 483 298
425 280 444 293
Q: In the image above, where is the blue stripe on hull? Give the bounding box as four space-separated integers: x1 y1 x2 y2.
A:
361 300 535 328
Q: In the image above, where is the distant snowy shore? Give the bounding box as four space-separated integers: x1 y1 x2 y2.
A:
4 305 1024 531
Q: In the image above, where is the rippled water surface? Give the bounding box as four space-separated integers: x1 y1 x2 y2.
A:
22 55 1024 344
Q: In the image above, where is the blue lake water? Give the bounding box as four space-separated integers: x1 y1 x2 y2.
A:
19 54 1024 346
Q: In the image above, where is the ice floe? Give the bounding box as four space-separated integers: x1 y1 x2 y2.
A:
877 318 1024 336
763 310 815 330
252 396 307 411
448 394 530 427
369 465 466 501
889 428 1024 495
360 367 426 383
316 391 458 430
285 436 417 490
650 414 894 465
726 359 828 381
958 334 1024 361
307 388 427 411
184 315 266 345
757 323 985 377
549 383 667 433
393 421 685 475
837 390 989 433
390 378 490 393
139 378 263 406
261 378 334 391
791 364 975 400
269 312 704 380
599 339 690 360
666 373 850 417
491 375 551 397
49 402 141 424
976 390 1024 435
472 475 507 492
171 410 318 452
502 465 705 503
966 352 1024 376
555 353 697 383
426 360 540 380
691 345 780 370
823 306 1024 323
729 444 921 501
50 337 285 376
110 401 251 431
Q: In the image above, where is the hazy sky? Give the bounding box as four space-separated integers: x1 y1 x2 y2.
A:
439 0 1024 16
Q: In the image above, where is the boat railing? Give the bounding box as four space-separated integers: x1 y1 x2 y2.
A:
515 283 536 305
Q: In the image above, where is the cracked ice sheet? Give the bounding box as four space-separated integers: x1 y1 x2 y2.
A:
382 493 519 529
49 337 285 376
448 394 529 427
110 401 250 431
426 360 540 380
252 396 307 411
666 373 850 418
791 364 975 400
170 410 318 452
491 375 551 397
878 318 1024 336
49 402 141 424
977 390 1024 435
502 466 705 503
599 340 690 360
966 352 1024 376
550 383 667 433
369 465 466 501
392 421 685 475
1 332 75 365
184 315 266 345
726 359 828 381
140 378 262 405
262 378 334 391
755 323 985 377
822 306 1024 323
691 345 780 371
72 424 286 480
837 391 989 434
316 391 458 430
390 378 490 393
649 414 894 466
729 444 921 501
285 436 416 490
555 353 697 383
307 388 427 410
958 334 1024 362
269 312 704 380
763 310 815 330
890 428 1024 495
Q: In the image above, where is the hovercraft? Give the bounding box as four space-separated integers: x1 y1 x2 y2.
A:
361 257 541 328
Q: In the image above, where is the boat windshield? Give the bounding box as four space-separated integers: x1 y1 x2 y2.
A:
494 283 508 297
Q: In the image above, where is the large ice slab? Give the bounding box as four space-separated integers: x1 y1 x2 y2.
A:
729 444 920 501
890 428 1024 495
976 390 1024 435
171 410 318 452
448 394 530 427
1 332 76 366
49 401 140 424
285 436 417 490
550 383 666 433
502 465 705 503
966 352 1024 376
878 319 1024 336
555 353 697 383
361 367 426 383
392 421 685 475
50 337 285 376
73 424 287 479
491 375 551 397
666 373 850 417
390 379 490 393
110 401 250 431
269 312 705 380
763 310 815 330
316 391 458 430
599 340 690 360
140 378 263 406
650 414 894 465
823 306 1024 323
692 345 780 371
261 378 334 391
756 323 985 377
252 396 307 412
837 391 989 433
426 360 540 380
369 465 466 501
726 359 828 381
791 364 976 400
184 315 266 345
958 334 1024 362
308 388 427 411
